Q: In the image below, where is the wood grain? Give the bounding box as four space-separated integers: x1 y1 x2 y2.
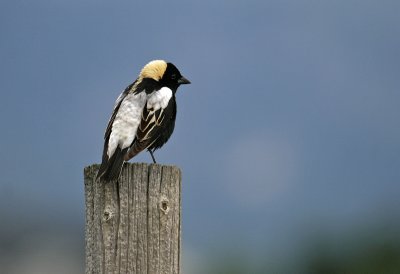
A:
84 163 181 274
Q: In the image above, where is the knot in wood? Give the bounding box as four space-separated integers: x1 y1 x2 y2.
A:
103 208 114 222
159 197 170 214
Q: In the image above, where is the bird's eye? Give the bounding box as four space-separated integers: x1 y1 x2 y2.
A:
171 74 177 80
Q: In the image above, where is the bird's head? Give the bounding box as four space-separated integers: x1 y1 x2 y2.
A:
140 60 190 91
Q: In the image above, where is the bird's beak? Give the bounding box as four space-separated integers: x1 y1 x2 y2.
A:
178 76 191 85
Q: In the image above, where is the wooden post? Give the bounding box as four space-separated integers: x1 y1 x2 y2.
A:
84 163 182 274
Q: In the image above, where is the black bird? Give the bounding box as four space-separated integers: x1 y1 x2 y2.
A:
96 60 190 181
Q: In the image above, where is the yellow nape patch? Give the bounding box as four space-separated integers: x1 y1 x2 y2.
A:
139 60 167 81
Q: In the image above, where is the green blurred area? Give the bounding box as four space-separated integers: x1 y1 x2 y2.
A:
306 243 400 274
203 224 400 274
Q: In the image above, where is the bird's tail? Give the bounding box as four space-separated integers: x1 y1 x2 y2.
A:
96 146 128 182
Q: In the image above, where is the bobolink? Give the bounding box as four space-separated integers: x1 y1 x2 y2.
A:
97 60 190 181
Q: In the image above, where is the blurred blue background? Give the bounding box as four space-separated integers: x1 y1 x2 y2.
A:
1 0 400 273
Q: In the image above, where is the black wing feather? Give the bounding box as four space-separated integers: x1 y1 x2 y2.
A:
124 96 176 161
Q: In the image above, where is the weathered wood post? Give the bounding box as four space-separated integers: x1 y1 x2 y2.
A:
84 163 181 274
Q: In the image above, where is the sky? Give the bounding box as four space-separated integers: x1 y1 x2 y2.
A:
1 0 400 273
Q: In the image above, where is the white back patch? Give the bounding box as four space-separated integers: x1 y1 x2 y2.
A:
107 92 147 157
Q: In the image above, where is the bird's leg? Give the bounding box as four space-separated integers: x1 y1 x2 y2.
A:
148 149 157 164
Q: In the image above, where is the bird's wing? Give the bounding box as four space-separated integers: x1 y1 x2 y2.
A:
124 87 173 161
